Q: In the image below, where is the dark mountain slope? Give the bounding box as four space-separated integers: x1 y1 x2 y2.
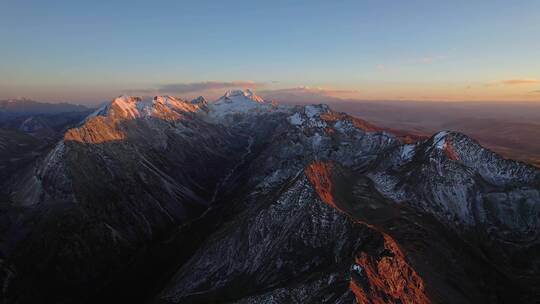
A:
0 90 538 303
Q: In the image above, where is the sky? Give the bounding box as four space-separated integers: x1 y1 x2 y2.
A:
1 0 540 105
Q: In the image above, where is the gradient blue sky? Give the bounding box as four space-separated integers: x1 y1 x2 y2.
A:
1 0 540 104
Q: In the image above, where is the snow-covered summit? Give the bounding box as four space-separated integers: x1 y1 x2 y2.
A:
89 95 204 120
208 89 279 120
220 89 265 103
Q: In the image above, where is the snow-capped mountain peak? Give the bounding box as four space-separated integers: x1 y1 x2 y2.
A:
208 89 280 121
221 89 265 103
90 95 204 120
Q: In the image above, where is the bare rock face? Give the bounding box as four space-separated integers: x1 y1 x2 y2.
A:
350 233 429 304
159 173 364 303
0 90 538 303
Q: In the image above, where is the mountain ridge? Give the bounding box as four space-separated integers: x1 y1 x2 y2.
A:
0 89 538 303
0 98 89 114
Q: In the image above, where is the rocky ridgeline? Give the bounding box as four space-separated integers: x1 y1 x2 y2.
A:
0 90 538 303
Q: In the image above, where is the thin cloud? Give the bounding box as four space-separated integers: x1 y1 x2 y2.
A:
266 86 359 96
160 81 265 93
129 81 265 95
128 88 155 95
260 86 360 105
500 79 540 85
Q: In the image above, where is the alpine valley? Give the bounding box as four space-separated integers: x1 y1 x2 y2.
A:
0 90 539 304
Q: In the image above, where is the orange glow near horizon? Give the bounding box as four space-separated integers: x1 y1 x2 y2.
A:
1 80 540 105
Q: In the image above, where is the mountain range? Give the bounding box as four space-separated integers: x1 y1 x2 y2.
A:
0 90 538 303
275 98 540 168
0 98 88 115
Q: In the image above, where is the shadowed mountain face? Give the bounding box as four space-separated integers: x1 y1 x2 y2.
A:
0 91 538 303
0 98 92 138
0 100 93 203
0 98 88 115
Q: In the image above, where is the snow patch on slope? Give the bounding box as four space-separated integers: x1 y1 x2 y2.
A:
305 105 323 118
432 131 449 149
86 103 110 120
400 144 416 160
288 113 304 126
287 105 331 128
